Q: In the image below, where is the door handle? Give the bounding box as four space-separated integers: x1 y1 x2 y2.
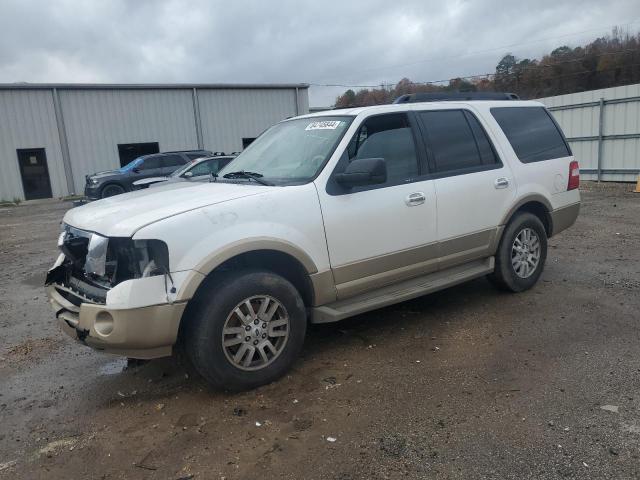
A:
405 192 426 206
494 177 510 189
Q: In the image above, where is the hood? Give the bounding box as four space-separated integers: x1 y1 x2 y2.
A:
65 181 268 237
90 169 124 179
132 176 168 186
150 177 186 187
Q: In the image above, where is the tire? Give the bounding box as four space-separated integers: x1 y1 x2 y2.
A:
488 212 548 292
101 183 126 198
184 269 307 391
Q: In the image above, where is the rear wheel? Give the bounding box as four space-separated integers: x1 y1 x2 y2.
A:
101 183 125 198
488 212 548 292
184 269 307 391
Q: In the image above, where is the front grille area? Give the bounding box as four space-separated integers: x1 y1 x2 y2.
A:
56 287 83 307
67 276 107 303
54 278 106 305
48 225 110 304
47 263 108 306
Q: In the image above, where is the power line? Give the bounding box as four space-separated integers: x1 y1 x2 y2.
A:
325 20 640 79
309 47 640 90
317 62 640 105
398 62 640 89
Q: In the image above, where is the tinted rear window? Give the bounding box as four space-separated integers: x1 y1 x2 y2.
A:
419 110 499 173
141 156 163 169
491 107 571 163
163 154 186 167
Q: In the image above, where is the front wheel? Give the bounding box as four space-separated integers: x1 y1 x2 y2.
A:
184 269 307 391
101 183 126 198
488 212 548 292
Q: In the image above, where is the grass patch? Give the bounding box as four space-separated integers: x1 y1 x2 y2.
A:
0 197 21 207
60 194 86 202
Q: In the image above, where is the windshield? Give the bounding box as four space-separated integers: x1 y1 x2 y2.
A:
170 159 200 177
118 157 144 173
218 116 353 185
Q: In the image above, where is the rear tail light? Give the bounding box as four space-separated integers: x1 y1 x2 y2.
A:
568 160 580 190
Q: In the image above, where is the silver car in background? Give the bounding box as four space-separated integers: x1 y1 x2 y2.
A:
132 154 237 190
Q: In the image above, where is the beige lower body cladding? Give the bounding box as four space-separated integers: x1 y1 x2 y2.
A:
47 285 186 359
550 202 580 236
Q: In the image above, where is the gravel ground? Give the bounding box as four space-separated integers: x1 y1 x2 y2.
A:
0 183 639 480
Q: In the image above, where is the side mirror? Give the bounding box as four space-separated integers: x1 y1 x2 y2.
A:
183 171 194 178
335 158 387 188
132 167 140 174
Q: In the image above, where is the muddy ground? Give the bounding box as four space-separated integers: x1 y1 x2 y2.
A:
0 183 639 480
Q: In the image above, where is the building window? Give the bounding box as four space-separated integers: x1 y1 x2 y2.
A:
117 142 160 167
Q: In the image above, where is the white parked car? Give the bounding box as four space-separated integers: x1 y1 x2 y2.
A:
46 93 580 390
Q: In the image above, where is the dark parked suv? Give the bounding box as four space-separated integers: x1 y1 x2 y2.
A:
84 150 212 199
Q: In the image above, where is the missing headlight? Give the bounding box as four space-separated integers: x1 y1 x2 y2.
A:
84 238 170 287
54 225 170 294
136 239 170 277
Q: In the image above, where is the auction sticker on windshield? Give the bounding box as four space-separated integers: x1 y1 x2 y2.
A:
305 120 342 130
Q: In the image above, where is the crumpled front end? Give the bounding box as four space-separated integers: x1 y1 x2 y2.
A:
45 225 190 359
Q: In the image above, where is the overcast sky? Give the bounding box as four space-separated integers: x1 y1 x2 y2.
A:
0 0 638 106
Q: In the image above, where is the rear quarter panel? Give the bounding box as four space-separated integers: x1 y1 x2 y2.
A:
475 102 581 212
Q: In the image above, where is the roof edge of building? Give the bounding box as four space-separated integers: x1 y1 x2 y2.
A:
0 82 310 90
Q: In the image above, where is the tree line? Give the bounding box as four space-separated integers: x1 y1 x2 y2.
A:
334 28 640 107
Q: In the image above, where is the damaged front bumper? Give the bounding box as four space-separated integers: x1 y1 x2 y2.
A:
47 283 186 359
45 253 191 359
45 226 195 359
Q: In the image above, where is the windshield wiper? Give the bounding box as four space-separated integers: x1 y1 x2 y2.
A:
222 171 273 186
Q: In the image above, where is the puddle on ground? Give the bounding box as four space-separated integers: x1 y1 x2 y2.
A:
98 358 128 376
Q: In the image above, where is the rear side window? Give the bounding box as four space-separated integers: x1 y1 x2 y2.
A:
163 154 186 167
140 156 163 170
418 110 499 173
491 107 571 163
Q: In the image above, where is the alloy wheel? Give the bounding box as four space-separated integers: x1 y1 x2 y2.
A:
511 227 541 278
221 295 290 371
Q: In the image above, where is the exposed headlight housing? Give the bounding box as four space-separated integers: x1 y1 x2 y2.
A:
56 225 169 289
86 237 170 288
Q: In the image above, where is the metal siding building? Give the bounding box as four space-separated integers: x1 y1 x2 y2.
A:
0 89 67 200
0 83 309 201
197 88 307 154
539 83 640 182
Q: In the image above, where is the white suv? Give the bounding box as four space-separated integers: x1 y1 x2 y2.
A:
46 94 580 390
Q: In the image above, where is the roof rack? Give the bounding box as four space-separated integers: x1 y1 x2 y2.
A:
393 92 519 104
163 149 212 154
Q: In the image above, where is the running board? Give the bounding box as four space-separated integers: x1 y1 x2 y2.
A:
310 257 494 324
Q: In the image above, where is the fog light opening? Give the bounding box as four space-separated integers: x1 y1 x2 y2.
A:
95 311 114 336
